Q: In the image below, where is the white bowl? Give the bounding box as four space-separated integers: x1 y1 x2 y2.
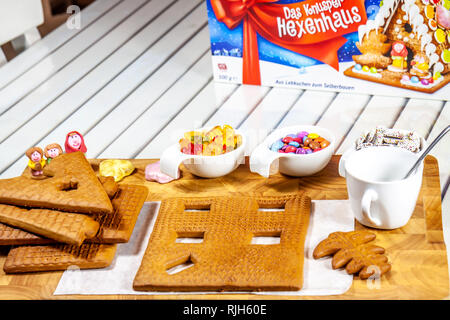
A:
250 125 336 177
160 128 246 179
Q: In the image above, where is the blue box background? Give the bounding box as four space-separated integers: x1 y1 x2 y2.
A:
207 0 382 69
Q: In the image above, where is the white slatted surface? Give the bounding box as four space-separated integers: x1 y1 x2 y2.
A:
0 0 122 90
0 0 448 254
0 0 147 119
0 0 203 175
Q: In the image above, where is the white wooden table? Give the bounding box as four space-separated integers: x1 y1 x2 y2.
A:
0 0 449 285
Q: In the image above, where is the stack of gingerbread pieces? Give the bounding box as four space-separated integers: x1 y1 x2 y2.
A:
0 152 148 274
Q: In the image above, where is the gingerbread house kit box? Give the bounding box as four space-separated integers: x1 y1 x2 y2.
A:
207 0 450 100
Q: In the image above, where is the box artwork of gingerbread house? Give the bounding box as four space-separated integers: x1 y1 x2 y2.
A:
344 0 450 93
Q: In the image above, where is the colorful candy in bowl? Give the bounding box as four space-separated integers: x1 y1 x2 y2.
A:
270 131 331 154
250 126 336 177
178 125 242 156
160 125 245 179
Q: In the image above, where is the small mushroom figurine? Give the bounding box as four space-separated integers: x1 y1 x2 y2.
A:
26 147 47 177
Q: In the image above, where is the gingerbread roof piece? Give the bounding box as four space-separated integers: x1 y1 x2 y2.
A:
0 152 113 215
3 243 117 273
88 184 148 243
0 204 100 245
0 184 148 245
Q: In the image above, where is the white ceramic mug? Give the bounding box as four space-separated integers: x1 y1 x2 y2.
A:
339 146 424 230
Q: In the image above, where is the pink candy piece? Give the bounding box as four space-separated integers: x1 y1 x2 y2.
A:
145 161 179 184
436 5 450 29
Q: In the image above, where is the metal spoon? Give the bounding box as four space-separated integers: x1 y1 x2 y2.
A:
404 125 450 179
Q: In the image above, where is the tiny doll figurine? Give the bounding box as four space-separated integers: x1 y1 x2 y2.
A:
64 131 87 154
388 41 408 72
26 147 47 177
410 53 431 78
44 143 63 164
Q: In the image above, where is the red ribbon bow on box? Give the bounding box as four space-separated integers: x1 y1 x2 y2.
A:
210 0 367 85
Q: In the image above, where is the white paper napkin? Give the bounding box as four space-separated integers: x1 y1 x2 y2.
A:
54 200 354 296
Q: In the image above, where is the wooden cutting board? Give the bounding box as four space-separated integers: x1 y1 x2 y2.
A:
89 155 449 300
0 155 447 299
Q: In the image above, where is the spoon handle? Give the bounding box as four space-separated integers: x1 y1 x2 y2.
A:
405 125 450 179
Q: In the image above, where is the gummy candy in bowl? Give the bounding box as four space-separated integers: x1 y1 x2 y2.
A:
160 125 246 179
250 125 336 177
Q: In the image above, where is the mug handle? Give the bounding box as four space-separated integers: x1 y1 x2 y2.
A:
160 144 195 179
361 189 382 227
249 144 286 178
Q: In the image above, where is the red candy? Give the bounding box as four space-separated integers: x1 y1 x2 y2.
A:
181 143 203 155
282 137 294 143
285 146 297 153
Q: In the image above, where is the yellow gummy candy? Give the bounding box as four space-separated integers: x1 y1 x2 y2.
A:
99 159 135 182
203 126 223 144
223 125 235 149
181 125 239 156
184 131 203 145
203 141 223 156
179 138 190 150
222 124 234 134
234 134 242 149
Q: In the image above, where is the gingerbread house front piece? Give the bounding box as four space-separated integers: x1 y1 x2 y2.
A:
344 0 450 93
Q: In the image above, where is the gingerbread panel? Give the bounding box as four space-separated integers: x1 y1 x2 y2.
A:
133 194 311 292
